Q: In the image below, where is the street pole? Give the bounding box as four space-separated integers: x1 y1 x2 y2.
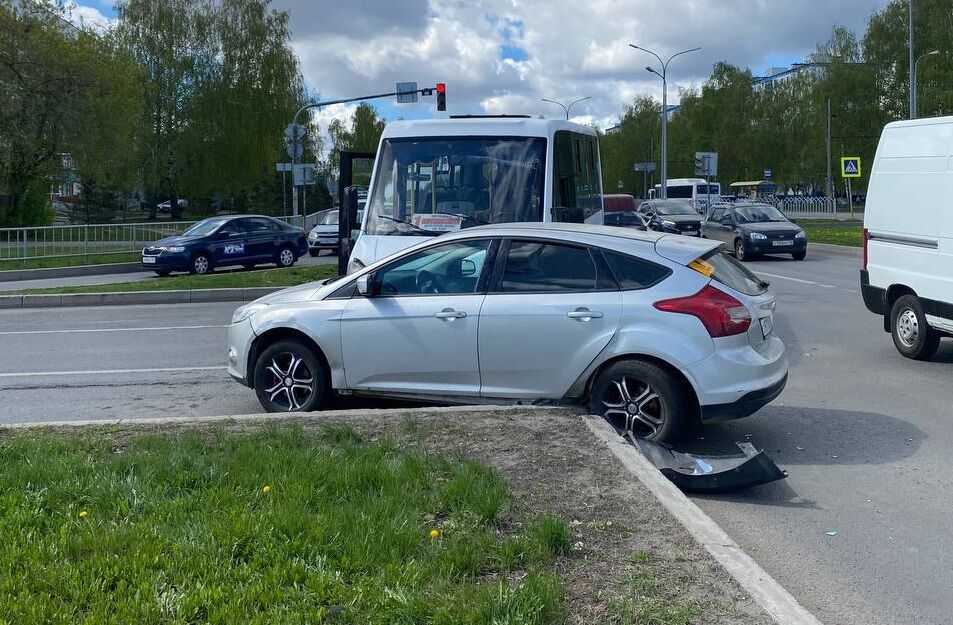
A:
826 98 833 198
909 0 915 119
541 96 591 120
913 50 940 119
630 44 701 201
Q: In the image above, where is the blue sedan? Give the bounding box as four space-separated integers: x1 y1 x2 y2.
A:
141 215 308 276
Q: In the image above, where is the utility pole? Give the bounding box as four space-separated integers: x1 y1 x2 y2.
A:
540 96 591 120
826 98 833 198
908 0 915 119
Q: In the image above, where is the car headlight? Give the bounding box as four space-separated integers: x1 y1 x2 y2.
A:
346 257 365 275
231 303 268 324
307 231 318 240
795 231 806 239
662 219 676 227
749 232 767 240
162 246 186 253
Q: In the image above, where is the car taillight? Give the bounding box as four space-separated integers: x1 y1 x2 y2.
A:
654 285 752 338
862 227 869 270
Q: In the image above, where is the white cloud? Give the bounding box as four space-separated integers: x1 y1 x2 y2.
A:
66 2 114 32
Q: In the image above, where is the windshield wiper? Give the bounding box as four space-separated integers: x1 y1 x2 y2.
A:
444 213 490 225
376 214 440 235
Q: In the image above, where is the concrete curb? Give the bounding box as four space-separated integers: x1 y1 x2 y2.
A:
0 262 142 282
810 242 861 258
0 287 283 309
583 416 824 625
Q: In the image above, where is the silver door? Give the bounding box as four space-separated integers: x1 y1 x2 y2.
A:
340 239 493 396
479 240 622 398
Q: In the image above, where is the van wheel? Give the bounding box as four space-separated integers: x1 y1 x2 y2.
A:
891 295 940 360
588 359 690 443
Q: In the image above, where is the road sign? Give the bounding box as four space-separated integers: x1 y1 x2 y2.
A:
396 82 419 103
293 163 317 186
276 163 293 172
694 152 718 176
763 168 773 180
841 157 862 178
633 162 656 172
284 123 305 141
286 142 303 160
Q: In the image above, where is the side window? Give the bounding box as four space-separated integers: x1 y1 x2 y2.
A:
501 241 598 293
602 250 672 290
710 208 725 222
638 202 653 215
375 239 492 297
218 220 241 235
552 131 577 221
552 132 601 224
248 218 279 232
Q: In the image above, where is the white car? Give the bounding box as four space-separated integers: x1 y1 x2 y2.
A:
227 224 788 441
307 209 339 256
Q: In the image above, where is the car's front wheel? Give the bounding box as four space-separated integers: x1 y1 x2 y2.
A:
276 246 296 268
734 239 747 261
308 249 321 257
891 295 941 360
190 253 212 275
589 359 690 442
792 251 806 261
253 340 328 412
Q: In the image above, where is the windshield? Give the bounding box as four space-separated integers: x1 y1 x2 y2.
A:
696 184 718 195
317 210 338 226
735 205 787 223
183 218 226 236
655 201 697 216
666 185 693 199
366 136 546 236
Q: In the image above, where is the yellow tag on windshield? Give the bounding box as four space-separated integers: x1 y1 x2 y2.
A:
689 258 715 277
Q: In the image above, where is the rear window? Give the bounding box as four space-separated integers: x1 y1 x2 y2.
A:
602 251 671 290
701 250 766 296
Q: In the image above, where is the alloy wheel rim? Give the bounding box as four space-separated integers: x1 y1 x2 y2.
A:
195 256 209 273
262 352 314 411
601 375 664 438
897 309 919 347
280 249 294 266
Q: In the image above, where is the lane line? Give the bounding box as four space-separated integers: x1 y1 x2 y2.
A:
0 366 224 379
0 324 226 336
757 271 841 290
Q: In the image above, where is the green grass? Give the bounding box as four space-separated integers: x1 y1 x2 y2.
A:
12 264 338 295
799 219 863 247
0 424 568 624
0 251 142 271
608 571 699 625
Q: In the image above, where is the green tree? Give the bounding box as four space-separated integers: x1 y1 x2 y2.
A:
0 2 141 226
326 103 386 177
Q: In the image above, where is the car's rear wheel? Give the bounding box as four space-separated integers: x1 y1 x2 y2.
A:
242 263 256 270
190 253 212 275
277 246 296 268
891 295 940 360
589 359 689 443
253 340 327 412
792 251 806 261
734 239 747 261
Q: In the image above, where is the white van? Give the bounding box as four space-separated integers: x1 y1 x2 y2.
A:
862 116 953 359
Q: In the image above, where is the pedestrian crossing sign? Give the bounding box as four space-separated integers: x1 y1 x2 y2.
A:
841 157 861 178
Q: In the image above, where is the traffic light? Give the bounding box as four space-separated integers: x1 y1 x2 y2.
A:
436 82 446 111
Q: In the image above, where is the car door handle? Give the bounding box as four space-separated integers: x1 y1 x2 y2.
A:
567 308 603 321
434 308 467 320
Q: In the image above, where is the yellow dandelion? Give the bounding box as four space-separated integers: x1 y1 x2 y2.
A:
262 485 272 494
429 529 440 539
79 510 88 519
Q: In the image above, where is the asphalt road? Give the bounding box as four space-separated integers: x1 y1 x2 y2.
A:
0 245 950 624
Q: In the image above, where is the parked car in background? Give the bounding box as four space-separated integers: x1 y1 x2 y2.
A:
308 209 340 256
602 194 639 214
862 116 953 360
156 199 188 214
227 223 787 442
702 202 806 261
142 215 307 276
603 211 647 230
638 199 702 236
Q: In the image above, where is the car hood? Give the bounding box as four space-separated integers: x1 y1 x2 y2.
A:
739 222 802 235
656 214 701 223
148 234 202 248
309 225 338 235
250 275 351 306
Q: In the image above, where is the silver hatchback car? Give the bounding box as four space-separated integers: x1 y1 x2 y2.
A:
227 224 788 441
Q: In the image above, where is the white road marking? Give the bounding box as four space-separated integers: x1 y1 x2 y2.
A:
0 366 224 379
0 324 226 336
757 271 840 290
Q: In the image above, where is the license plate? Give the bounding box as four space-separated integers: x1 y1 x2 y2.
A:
142 256 156 264
682 230 698 236
772 240 794 247
759 316 773 339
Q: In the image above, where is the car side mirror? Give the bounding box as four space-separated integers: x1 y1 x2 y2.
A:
460 259 476 277
356 273 376 297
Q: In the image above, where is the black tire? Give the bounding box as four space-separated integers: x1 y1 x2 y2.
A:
588 359 691 443
253 339 328 412
276 246 296 268
734 239 747 261
190 253 212 275
308 249 321 257
155 270 171 277
792 251 806 261
242 263 256 270
891 295 941 360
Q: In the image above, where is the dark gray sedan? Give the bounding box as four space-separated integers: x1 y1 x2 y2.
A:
701 203 807 261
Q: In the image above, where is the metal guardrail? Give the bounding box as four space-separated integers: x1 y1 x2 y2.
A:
0 213 322 263
772 196 837 216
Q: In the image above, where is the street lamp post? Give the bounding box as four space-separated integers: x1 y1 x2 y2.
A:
908 0 915 119
912 49 939 118
629 44 701 200
540 96 591 120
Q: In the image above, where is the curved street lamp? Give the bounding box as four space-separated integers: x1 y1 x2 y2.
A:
541 96 592 120
912 49 939 118
629 44 701 199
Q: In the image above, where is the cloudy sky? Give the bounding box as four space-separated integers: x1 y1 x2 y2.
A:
70 0 890 135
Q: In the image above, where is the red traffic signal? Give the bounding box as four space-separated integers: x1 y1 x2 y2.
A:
436 82 446 111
